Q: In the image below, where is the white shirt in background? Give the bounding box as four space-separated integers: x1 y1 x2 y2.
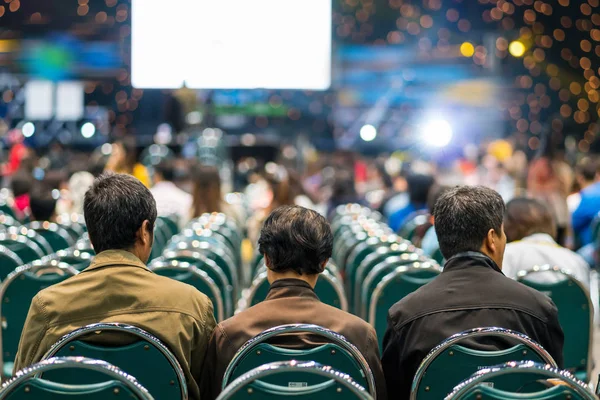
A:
150 181 192 228
502 233 590 289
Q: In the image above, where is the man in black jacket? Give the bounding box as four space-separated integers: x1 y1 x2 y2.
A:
381 185 564 399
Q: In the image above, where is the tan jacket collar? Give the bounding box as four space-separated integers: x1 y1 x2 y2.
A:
84 250 151 273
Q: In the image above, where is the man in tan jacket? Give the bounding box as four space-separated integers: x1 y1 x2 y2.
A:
200 205 386 400
14 172 216 400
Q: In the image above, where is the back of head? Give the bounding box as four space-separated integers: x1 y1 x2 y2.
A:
191 164 222 216
434 185 505 259
155 160 176 182
427 184 450 213
575 157 599 183
83 172 157 253
29 186 57 221
407 173 435 205
11 172 33 197
504 197 556 242
258 205 333 276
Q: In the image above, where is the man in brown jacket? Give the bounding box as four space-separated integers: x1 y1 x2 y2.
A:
200 205 386 400
14 172 216 400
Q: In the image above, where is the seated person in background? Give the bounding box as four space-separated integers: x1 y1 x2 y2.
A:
387 173 435 232
381 186 564 399
150 160 192 227
10 171 32 220
503 197 590 288
201 205 386 400
420 184 450 257
571 157 600 264
14 172 216 400
29 186 57 222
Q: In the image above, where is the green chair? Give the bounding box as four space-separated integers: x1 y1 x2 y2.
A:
1 356 154 399
221 324 376 397
162 250 233 316
150 260 225 322
157 215 179 238
360 255 437 319
352 241 420 313
5 226 54 256
397 210 431 244
74 235 95 256
26 222 74 252
55 213 87 241
445 361 595 400
55 249 94 271
411 328 558 400
368 264 442 350
0 262 78 377
0 233 45 268
0 201 17 220
0 214 19 229
217 360 373 400
41 323 186 400
517 265 592 381
0 245 23 282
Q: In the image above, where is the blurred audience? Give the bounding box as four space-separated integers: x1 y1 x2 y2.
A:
420 184 450 257
105 140 151 187
503 197 589 288
29 187 57 222
387 173 435 232
10 171 33 220
381 186 563 399
571 157 600 250
151 160 192 227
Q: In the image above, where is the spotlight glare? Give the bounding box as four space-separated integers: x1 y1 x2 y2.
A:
509 40 526 57
360 124 377 142
460 42 475 57
81 122 96 138
22 122 35 137
422 120 453 148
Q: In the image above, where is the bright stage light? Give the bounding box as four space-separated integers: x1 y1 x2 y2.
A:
509 40 526 57
422 120 453 147
22 122 35 137
360 124 377 142
81 122 96 139
460 42 475 57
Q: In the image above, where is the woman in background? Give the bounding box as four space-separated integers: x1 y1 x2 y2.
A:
105 140 151 187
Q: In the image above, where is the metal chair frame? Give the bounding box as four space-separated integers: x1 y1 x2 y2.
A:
221 324 376 397
0 233 46 262
517 265 593 380
41 323 186 400
411 327 558 400
26 221 75 250
444 361 595 400
149 260 225 322
0 356 154 400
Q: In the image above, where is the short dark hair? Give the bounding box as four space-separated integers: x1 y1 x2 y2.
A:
427 184 450 213
29 187 57 221
258 205 333 275
11 172 32 197
407 174 435 205
575 157 599 182
83 172 157 253
504 197 555 242
433 185 505 259
155 161 175 182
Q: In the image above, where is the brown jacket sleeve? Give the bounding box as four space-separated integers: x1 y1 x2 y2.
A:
14 295 49 372
199 324 238 400
189 299 217 398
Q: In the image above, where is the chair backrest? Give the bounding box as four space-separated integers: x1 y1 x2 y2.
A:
221 324 376 397
41 323 186 400
217 360 373 400
26 222 74 252
0 245 23 282
150 260 225 321
411 327 558 400
55 249 94 271
0 233 45 266
397 210 431 241
0 356 154 400
445 361 595 400
368 265 442 350
157 215 179 238
517 265 592 381
0 263 79 376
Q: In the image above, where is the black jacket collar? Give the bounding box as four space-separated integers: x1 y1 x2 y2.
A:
443 251 504 275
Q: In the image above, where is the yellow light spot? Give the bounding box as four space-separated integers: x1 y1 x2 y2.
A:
509 40 526 57
460 42 475 57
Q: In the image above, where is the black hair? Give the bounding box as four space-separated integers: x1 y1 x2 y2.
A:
258 205 333 275
575 157 599 183
29 187 57 221
155 160 176 182
11 172 33 197
433 185 505 259
426 184 450 213
504 197 556 242
407 173 435 205
83 172 157 253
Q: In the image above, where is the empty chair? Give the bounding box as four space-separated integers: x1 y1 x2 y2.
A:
445 361 595 400
54 249 94 271
0 356 154 399
411 327 557 400
5 226 54 256
0 233 46 267
55 213 87 241
25 221 74 252
41 323 187 400
368 264 442 350
218 361 373 400
157 214 179 238
0 246 23 282
0 214 19 229
397 211 432 246
518 265 593 381
150 259 225 321
0 263 78 377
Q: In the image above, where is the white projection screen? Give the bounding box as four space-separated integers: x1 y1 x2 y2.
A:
131 0 332 90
